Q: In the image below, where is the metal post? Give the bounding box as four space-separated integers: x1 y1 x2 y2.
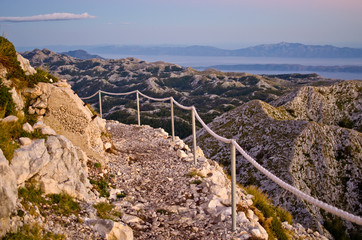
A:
98 90 102 119
136 91 140 126
192 108 197 165
171 98 175 141
231 140 236 232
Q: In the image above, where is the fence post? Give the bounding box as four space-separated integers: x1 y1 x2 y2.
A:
98 90 102 119
231 140 236 232
171 98 175 141
136 91 140 126
191 107 197 165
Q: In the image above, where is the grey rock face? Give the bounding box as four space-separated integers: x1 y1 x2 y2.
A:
10 139 50 185
36 135 94 200
10 135 93 201
193 81 362 237
0 149 17 237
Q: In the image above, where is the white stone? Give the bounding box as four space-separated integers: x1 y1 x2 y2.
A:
19 137 32 146
2 115 18 123
33 121 45 129
104 142 112 150
22 122 34 133
176 149 188 159
41 126 56 135
87 219 133 240
17 53 36 75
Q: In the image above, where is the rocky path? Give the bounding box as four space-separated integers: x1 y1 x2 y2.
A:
104 121 268 240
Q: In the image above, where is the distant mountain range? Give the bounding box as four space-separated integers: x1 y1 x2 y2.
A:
90 42 362 58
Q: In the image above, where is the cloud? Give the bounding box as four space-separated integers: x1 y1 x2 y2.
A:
0 12 96 22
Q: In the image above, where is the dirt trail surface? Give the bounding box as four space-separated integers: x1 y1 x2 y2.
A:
105 121 265 240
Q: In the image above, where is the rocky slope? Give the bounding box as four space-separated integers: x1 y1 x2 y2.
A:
1 37 331 239
22 48 340 138
192 81 362 239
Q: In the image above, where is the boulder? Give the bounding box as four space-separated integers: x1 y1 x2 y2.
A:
22 123 34 133
16 53 36 75
0 149 17 237
10 139 50 185
36 135 94 200
1 115 18 123
19 137 32 146
86 219 133 240
39 82 106 162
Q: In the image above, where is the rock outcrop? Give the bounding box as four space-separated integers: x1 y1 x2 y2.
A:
0 149 17 237
24 81 107 161
193 81 362 238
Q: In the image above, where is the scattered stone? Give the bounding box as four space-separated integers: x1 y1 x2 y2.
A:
19 137 32 146
22 123 34 133
1 115 18 123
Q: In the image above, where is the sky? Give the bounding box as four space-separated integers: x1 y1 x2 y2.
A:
0 0 362 50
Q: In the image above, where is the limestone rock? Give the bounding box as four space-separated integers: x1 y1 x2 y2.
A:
0 149 17 237
22 122 34 133
36 135 94 200
19 137 32 146
9 88 24 111
86 219 133 240
17 53 36 75
1 115 18 123
40 126 56 135
39 82 106 162
10 139 50 185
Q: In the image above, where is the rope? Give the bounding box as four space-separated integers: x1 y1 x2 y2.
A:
80 89 362 225
193 107 231 144
233 141 362 225
138 91 172 102
171 97 194 110
80 90 99 100
100 90 138 96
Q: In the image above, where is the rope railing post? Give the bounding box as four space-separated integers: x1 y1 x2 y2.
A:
98 90 102 119
191 107 197 165
136 91 140 126
231 140 237 232
171 98 175 142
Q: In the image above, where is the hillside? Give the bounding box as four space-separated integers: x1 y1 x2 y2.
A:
192 81 362 239
21 48 340 138
0 37 330 239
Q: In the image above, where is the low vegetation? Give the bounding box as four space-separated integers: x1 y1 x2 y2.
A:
93 202 122 220
18 180 81 217
0 36 58 89
0 116 47 161
89 177 110 198
246 185 292 240
1 223 65 240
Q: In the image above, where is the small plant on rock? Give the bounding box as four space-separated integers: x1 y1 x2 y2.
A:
93 202 122 220
47 192 81 216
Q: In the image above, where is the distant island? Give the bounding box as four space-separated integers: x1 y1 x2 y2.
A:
61 49 104 60
196 64 362 73
90 42 362 58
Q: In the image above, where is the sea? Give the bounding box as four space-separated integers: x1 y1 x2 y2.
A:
97 54 362 80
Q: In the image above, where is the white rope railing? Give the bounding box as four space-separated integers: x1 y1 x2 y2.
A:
80 89 362 228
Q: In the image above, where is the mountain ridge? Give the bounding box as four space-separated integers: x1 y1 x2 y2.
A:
89 42 362 58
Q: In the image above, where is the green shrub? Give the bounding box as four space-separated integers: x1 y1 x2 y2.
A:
0 117 48 161
89 177 110 198
94 162 101 168
47 192 80 216
18 182 46 210
2 223 65 240
93 202 122 220
0 78 16 117
246 186 291 240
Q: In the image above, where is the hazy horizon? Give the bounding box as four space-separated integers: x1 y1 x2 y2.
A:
1 0 362 50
